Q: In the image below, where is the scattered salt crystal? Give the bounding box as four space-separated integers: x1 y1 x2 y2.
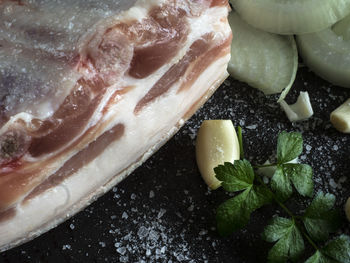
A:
99 242 106 248
199 230 208 236
157 209 166 219
69 224 75 230
176 253 185 261
161 246 166 254
131 193 137 200
123 233 132 241
62 244 71 250
117 247 126 255
122 212 128 219
246 124 257 130
187 204 194 212
137 226 149 239
146 249 151 257
149 190 155 198
306 144 312 151
188 127 197 140
329 179 338 189
119 256 128 263
149 230 159 242
333 145 339 151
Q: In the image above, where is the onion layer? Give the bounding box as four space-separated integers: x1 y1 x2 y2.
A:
228 12 298 100
297 15 350 88
231 0 350 35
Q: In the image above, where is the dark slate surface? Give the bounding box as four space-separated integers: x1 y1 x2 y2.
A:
1 67 350 263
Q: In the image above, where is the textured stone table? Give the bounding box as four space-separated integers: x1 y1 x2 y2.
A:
1 67 350 262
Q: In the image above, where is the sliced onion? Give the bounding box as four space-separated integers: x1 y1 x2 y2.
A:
231 0 350 35
296 15 350 88
333 14 350 41
228 12 298 100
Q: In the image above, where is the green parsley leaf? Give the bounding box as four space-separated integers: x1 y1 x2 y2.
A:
323 235 350 263
271 166 293 201
216 192 250 236
262 217 304 263
305 251 336 263
277 132 303 164
215 160 254 192
283 163 313 197
216 185 273 236
303 192 341 242
263 217 294 242
247 185 273 209
271 164 313 201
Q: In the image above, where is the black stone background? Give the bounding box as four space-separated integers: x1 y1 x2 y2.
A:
1 66 350 263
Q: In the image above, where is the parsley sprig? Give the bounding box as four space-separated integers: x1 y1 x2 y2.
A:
214 131 349 263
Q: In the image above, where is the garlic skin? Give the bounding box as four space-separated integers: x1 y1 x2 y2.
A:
280 91 314 122
196 120 240 190
331 98 350 134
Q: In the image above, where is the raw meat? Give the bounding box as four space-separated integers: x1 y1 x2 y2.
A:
0 0 231 251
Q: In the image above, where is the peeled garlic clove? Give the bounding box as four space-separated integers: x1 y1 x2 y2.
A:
196 120 240 189
331 98 350 134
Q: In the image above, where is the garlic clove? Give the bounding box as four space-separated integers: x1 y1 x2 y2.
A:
196 120 240 189
331 98 350 134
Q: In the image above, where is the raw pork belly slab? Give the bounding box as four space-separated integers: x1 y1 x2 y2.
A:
0 0 231 251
